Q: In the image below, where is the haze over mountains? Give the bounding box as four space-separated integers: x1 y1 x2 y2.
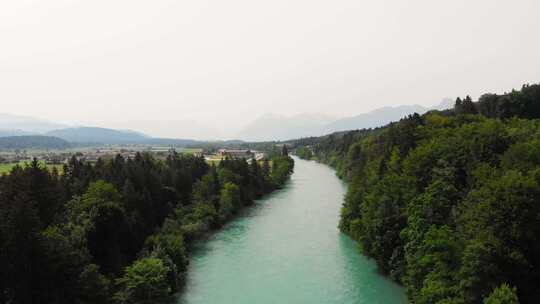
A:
47 127 149 144
235 113 337 142
0 100 453 144
236 99 454 141
0 113 68 136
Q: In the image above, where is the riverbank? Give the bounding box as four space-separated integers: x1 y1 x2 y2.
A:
176 157 405 304
0 151 295 304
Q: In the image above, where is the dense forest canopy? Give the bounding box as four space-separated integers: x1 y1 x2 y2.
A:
0 149 293 304
292 83 540 304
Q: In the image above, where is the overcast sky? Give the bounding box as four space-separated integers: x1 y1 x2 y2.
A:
1 0 539 138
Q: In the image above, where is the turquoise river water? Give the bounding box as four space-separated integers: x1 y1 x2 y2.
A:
176 157 406 304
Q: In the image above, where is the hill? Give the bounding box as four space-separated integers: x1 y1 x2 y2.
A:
0 136 71 150
323 99 453 134
236 100 453 141
46 127 208 146
47 127 149 144
323 104 429 133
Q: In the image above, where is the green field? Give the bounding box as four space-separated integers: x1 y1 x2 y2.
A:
0 162 64 175
178 148 203 154
205 158 223 165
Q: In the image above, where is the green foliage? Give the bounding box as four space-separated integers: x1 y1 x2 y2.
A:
193 172 219 203
296 146 313 160
114 257 171 304
291 83 540 303
281 144 289 156
270 156 295 187
484 284 519 304
219 182 241 219
217 167 242 186
70 181 131 274
0 150 294 303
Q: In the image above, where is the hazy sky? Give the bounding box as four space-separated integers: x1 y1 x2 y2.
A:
1 0 539 138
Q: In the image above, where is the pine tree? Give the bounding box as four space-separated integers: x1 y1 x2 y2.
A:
281 145 289 156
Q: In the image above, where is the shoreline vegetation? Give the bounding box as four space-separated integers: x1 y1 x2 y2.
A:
0 146 293 303
293 83 540 304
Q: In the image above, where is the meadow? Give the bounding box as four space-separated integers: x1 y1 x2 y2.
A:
0 162 64 174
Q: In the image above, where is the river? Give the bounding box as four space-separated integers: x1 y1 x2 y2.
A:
176 157 406 304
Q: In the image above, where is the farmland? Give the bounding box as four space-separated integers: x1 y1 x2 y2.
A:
0 162 64 175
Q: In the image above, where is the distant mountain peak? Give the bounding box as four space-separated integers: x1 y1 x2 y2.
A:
236 101 453 141
323 104 430 133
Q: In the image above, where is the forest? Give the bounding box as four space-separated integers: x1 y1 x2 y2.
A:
293 83 540 304
0 148 294 304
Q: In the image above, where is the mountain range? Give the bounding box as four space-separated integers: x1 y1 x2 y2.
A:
235 113 337 142
0 99 454 145
236 99 454 141
46 127 149 144
0 136 71 150
0 113 202 146
44 127 202 146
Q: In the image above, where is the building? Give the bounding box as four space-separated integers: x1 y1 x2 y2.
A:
217 149 254 159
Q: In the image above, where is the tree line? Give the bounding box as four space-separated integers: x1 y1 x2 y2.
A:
0 149 294 304
293 83 540 303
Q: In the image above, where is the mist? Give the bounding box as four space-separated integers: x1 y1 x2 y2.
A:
1 0 539 139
